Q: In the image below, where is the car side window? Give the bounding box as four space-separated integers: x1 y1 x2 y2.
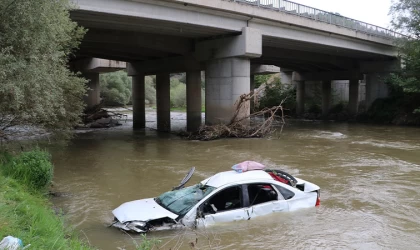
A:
247 184 278 206
273 184 295 200
201 185 242 214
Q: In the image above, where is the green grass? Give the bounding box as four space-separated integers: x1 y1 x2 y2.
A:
0 175 93 250
0 150 94 250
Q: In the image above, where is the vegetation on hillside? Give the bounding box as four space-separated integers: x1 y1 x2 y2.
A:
0 150 93 249
358 0 420 125
0 0 87 140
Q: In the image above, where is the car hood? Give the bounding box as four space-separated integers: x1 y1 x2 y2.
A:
112 198 178 223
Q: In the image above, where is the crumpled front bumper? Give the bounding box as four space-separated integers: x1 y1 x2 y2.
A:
111 219 148 233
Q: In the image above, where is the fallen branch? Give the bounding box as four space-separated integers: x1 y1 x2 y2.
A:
182 91 286 141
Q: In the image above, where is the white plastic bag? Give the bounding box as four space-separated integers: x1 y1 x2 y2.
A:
0 236 23 250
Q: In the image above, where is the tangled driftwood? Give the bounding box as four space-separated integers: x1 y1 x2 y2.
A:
81 102 127 128
183 91 285 141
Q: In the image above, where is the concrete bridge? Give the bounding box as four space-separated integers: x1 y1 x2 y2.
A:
70 0 400 131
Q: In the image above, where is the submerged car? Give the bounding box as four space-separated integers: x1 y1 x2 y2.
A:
111 166 320 233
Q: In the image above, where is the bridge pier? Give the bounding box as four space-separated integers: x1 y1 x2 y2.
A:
70 58 126 110
205 58 251 125
195 27 262 125
322 80 331 117
82 72 100 110
348 79 360 115
132 74 146 129
186 70 202 132
156 73 171 132
250 75 255 113
293 72 305 116
365 73 389 108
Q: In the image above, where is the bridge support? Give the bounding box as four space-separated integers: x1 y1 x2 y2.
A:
197 27 262 125
366 73 389 108
293 72 305 116
186 70 202 132
156 73 171 132
132 74 146 128
205 58 251 125
250 75 255 113
322 80 331 117
348 79 360 115
82 72 100 110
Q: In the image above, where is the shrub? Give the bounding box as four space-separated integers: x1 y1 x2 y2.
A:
170 79 186 108
145 76 157 105
1 149 53 191
100 71 132 106
258 78 296 114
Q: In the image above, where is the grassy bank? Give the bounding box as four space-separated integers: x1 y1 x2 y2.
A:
0 151 93 250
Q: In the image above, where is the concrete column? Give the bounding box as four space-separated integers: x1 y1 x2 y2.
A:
295 80 305 116
366 73 389 108
83 72 100 110
348 79 360 115
205 58 250 125
186 70 202 132
322 80 331 117
156 73 171 132
132 74 146 129
250 75 255 113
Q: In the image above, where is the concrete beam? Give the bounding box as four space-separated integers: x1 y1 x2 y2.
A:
360 60 401 73
261 47 357 70
196 27 262 61
71 58 126 73
251 65 280 75
301 70 364 81
83 29 193 55
127 56 203 76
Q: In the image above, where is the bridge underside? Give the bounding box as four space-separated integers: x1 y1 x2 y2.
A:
70 0 400 131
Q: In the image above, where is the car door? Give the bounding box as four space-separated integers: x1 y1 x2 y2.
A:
196 185 248 227
245 183 289 219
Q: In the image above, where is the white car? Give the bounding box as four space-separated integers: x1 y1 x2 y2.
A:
111 168 320 233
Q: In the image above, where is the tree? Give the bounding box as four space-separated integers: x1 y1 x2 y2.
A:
0 0 87 139
390 0 420 112
100 71 132 106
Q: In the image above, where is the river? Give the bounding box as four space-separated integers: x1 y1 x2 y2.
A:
49 118 420 250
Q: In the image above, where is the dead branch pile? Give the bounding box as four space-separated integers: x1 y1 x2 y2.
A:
183 91 285 141
80 102 127 128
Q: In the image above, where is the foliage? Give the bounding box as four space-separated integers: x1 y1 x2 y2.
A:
100 71 132 106
145 76 157 105
1 149 53 191
389 0 420 112
0 154 93 249
135 234 161 250
170 79 187 108
258 78 296 114
0 0 87 139
0 177 93 249
254 75 271 88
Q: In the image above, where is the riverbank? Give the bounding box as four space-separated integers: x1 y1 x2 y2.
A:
0 152 93 250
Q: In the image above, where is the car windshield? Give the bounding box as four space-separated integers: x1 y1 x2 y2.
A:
155 183 216 216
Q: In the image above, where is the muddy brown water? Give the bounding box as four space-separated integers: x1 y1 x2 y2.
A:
49 121 420 250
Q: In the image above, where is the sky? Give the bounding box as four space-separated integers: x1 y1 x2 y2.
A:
291 0 393 28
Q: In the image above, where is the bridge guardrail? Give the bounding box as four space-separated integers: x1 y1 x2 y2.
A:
233 0 402 39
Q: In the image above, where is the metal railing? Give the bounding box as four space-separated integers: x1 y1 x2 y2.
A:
233 0 401 39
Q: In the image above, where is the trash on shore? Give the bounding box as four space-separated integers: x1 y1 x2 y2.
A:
0 236 30 250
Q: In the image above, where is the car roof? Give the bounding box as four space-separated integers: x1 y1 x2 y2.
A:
200 170 273 188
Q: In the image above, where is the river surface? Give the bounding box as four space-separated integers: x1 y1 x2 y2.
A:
49 118 420 250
